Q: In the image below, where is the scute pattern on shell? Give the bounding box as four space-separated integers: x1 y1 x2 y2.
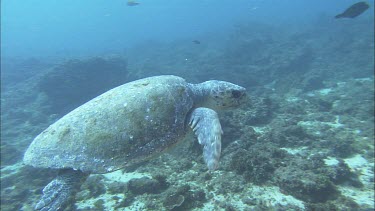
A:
24 76 194 173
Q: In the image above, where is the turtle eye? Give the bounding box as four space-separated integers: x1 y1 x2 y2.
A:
231 90 242 98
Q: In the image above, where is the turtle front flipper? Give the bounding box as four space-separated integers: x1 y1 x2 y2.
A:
188 107 223 171
35 169 88 211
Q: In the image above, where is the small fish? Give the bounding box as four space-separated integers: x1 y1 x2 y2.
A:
127 0 140 6
192 40 201 44
335 1 370 18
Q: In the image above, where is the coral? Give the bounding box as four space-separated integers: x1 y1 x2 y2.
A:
114 195 135 209
262 115 316 148
305 196 360 211
80 175 106 198
232 97 273 125
0 166 57 210
274 155 339 203
229 143 288 184
329 134 359 158
128 177 165 195
325 159 363 188
162 184 206 210
301 74 326 91
151 174 170 190
93 199 105 210
276 166 338 203
107 181 128 194
163 194 185 210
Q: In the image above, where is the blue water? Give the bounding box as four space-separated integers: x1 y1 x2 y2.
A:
2 0 373 58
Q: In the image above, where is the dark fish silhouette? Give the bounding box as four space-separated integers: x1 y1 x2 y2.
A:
127 0 140 6
192 40 201 44
335 1 370 18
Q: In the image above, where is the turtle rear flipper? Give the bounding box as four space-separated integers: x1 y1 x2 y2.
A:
35 169 88 211
189 107 223 171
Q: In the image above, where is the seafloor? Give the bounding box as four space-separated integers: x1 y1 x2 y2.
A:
1 19 374 210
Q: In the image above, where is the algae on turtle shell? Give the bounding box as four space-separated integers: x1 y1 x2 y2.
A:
23 75 246 210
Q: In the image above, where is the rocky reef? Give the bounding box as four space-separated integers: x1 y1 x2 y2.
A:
1 17 373 210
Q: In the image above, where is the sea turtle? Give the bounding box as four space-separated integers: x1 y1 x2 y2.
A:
24 75 246 210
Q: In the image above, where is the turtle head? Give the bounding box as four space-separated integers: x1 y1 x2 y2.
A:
199 80 247 109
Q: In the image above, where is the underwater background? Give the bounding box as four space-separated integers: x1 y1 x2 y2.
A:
1 0 374 210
